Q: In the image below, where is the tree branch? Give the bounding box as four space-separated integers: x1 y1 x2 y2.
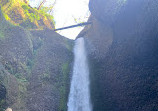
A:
54 22 92 31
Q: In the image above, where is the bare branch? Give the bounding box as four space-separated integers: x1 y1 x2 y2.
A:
37 0 47 10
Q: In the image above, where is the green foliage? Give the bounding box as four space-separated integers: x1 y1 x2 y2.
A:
0 5 17 39
15 73 28 83
21 4 29 10
0 0 55 29
3 13 10 21
0 7 7 39
14 72 28 94
22 4 40 23
59 63 70 111
39 7 54 18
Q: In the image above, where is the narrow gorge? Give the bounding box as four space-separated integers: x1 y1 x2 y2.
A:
1 0 158 111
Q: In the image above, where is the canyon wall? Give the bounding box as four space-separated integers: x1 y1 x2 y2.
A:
80 0 158 110
0 6 73 111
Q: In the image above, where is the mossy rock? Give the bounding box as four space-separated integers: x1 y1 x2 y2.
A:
0 83 6 111
0 0 55 29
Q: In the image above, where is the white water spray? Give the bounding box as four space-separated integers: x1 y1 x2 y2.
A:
67 38 92 111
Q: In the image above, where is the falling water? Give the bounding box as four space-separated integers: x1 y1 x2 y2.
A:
67 38 92 111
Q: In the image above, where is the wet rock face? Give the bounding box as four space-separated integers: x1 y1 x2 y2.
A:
0 29 73 111
83 0 158 110
0 84 6 100
0 83 6 110
89 0 127 24
27 30 73 111
0 27 33 63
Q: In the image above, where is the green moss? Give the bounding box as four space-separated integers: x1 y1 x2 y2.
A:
27 59 34 71
0 5 16 40
59 86 67 111
3 12 10 21
0 6 7 39
15 73 28 83
64 39 73 52
15 72 28 98
62 63 69 75
59 63 71 111
22 4 40 23
39 73 50 82
0 99 5 111
15 73 28 110
0 30 4 39
0 0 55 29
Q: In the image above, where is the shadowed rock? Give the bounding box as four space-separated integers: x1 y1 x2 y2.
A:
80 0 158 110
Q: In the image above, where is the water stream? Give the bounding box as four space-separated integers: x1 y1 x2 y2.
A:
67 38 92 111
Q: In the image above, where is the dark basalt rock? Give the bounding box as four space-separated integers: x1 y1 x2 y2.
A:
0 83 6 110
0 6 73 111
0 84 6 100
80 0 158 110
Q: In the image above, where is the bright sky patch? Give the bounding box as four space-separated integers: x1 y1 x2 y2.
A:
29 0 90 39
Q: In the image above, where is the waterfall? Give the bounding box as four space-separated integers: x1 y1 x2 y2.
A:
67 38 92 111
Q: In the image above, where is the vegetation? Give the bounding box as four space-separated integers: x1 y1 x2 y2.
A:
64 39 73 52
0 99 5 111
0 6 14 39
59 63 71 111
0 1 72 110
0 0 55 29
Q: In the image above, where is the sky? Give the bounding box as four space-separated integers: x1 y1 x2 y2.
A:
29 0 90 39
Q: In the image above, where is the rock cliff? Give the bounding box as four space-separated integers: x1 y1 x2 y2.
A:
80 0 158 110
0 5 73 111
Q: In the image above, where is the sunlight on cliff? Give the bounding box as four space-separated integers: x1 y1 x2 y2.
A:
29 0 90 39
